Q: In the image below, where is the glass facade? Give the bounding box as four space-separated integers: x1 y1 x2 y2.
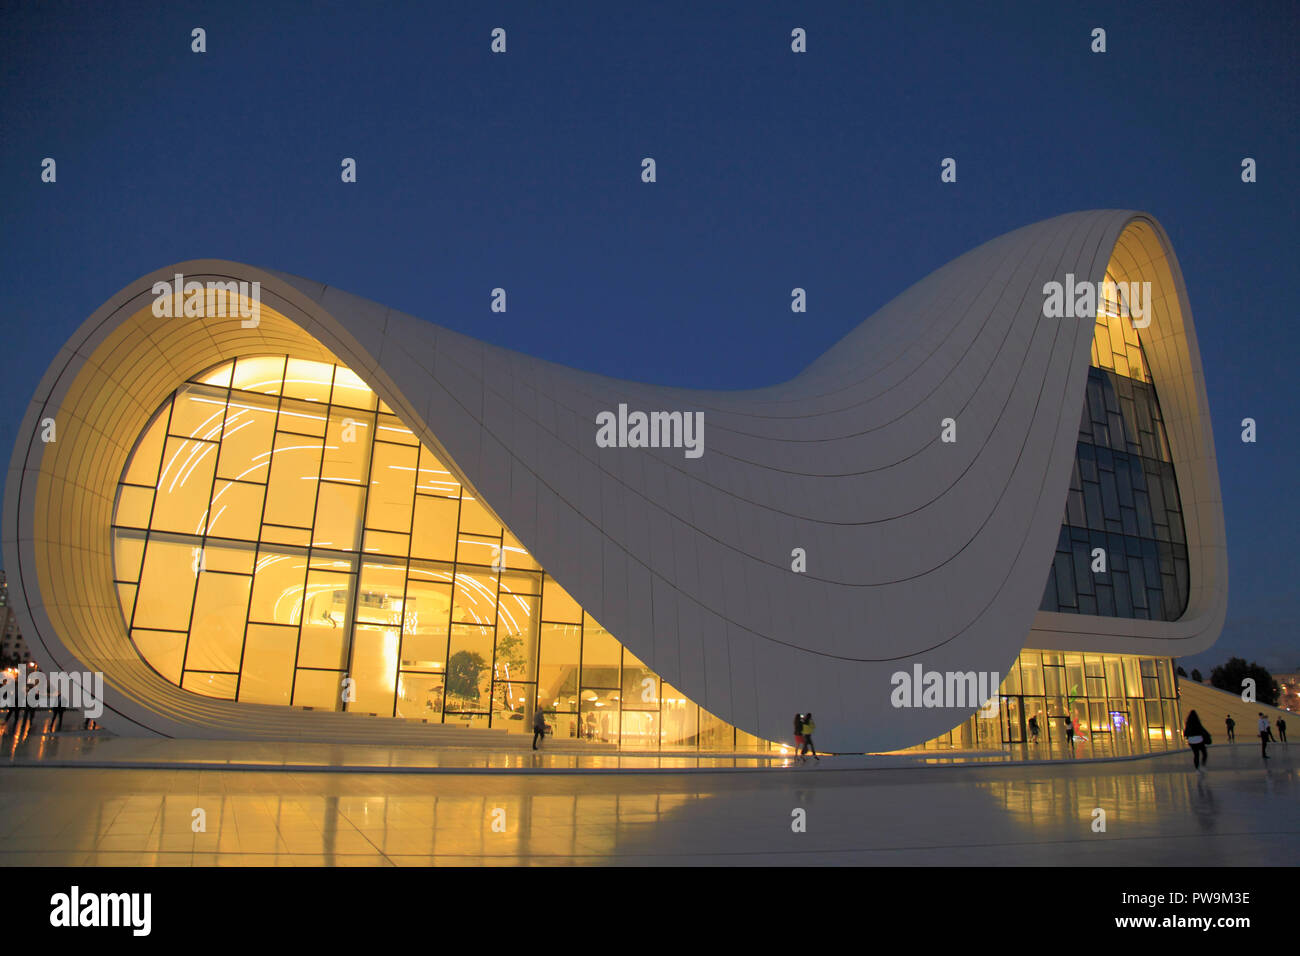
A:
910 649 1182 758
1039 280 1190 620
110 355 775 751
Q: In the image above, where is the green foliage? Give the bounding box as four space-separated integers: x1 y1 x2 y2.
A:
445 649 487 706
496 634 526 672
492 634 531 715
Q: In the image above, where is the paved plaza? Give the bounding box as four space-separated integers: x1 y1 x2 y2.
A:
0 730 1294 865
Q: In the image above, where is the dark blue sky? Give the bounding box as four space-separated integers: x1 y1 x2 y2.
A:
2 1 1296 673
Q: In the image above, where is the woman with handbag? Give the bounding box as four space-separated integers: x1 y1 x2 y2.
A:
1184 710 1210 773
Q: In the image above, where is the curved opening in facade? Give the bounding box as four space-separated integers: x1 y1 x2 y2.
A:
916 222 1220 757
1039 271 1191 621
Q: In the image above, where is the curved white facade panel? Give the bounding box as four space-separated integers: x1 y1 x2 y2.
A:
3 210 1227 751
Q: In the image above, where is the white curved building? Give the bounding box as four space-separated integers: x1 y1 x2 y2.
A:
2 210 1226 753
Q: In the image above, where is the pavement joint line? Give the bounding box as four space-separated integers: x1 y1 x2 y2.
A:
0 749 1203 776
8 828 1298 862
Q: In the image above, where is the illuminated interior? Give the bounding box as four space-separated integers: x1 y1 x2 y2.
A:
111 355 773 750
1091 270 1152 383
909 649 1182 757
1039 271 1189 620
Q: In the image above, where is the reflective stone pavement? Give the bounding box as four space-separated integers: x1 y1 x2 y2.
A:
0 731 1294 865
0 717 1180 774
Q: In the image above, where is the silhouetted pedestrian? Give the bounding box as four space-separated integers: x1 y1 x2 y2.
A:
1277 717 1287 743
1225 715 1235 743
532 704 549 751
800 713 820 761
1063 715 1076 756
21 676 40 737
1184 709 1209 772
1028 715 1040 744
1258 713 1271 759
1 688 18 734
49 685 67 733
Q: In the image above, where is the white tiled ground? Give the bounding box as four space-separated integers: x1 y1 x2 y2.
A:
0 730 1294 865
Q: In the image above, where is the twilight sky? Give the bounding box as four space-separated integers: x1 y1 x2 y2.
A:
1 0 1296 673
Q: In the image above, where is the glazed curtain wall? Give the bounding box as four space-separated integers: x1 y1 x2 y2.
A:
1039 285 1190 621
914 650 1181 758
110 355 773 751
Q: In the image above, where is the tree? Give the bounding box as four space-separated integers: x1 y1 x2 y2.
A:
445 650 487 709
1191 668 1203 683
1209 657 1279 706
493 633 530 715
495 634 527 676
1176 665 1188 678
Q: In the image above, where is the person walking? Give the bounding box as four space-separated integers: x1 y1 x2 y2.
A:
1027 715 1040 744
49 681 67 734
799 713 820 762
1225 715 1235 743
1258 713 1271 759
1184 709 1210 772
792 713 805 762
20 675 41 739
1063 715 1076 756
1277 717 1287 743
532 703 549 751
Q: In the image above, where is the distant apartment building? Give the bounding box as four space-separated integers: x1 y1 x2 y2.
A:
0 570 32 664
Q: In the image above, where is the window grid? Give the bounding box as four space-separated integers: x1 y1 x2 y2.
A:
290 361 343 708
1042 319 1189 621
912 650 1181 757
180 379 237 694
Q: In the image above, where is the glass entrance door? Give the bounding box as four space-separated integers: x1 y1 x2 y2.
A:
1002 695 1025 744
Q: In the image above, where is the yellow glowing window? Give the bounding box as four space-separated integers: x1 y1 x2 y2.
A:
282 358 334 403
1090 271 1150 383
230 355 286 395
